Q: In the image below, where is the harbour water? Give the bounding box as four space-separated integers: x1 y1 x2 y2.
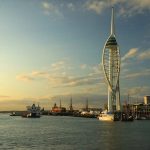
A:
0 114 150 150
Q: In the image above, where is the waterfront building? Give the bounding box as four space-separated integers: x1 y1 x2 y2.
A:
144 96 150 105
121 96 150 119
132 96 150 119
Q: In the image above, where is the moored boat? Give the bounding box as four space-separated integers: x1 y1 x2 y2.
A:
121 113 134 121
98 110 114 121
10 112 18 116
22 103 41 118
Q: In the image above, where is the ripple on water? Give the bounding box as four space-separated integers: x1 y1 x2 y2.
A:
0 115 150 150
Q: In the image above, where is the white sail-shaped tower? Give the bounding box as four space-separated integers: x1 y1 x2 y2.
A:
102 7 121 112
99 7 121 121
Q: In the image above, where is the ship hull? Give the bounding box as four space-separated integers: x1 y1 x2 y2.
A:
27 113 40 118
98 113 114 121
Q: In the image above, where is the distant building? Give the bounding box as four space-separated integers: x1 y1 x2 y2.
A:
124 96 150 118
144 96 150 105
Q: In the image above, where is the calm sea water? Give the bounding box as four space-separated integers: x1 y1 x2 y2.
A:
0 114 150 150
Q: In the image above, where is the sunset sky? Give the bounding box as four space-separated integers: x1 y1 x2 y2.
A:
0 0 150 110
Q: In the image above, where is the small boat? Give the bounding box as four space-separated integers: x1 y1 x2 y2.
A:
10 112 18 116
135 116 147 120
22 103 41 118
98 110 114 121
121 113 134 121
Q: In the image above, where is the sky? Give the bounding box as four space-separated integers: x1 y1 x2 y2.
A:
0 0 150 110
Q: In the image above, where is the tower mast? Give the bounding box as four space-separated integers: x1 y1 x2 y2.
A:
60 99 62 108
86 98 88 111
111 7 115 35
69 97 73 111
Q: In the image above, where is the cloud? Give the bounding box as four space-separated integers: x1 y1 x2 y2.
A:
63 75 101 87
126 0 150 14
122 48 138 61
41 1 63 17
80 64 87 69
121 48 150 69
0 95 10 98
40 1 150 19
67 3 75 11
124 69 150 79
49 64 103 88
85 0 108 14
138 49 150 60
128 86 150 96
51 61 66 71
31 71 49 76
17 71 50 82
46 72 102 88
17 61 103 89
83 83 106 94
92 64 102 74
16 60 70 83
84 0 150 17
116 0 150 17
48 64 103 88
16 74 34 82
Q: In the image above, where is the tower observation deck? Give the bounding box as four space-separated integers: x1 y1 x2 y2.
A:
102 7 121 112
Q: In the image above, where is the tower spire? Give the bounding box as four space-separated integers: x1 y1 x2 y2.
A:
111 7 115 35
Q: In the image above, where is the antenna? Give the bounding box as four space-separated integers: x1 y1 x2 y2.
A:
70 96 72 107
111 7 115 35
70 96 73 111
60 99 61 108
86 98 88 110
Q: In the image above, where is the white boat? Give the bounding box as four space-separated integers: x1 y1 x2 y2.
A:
22 103 41 118
98 110 114 121
135 116 147 120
